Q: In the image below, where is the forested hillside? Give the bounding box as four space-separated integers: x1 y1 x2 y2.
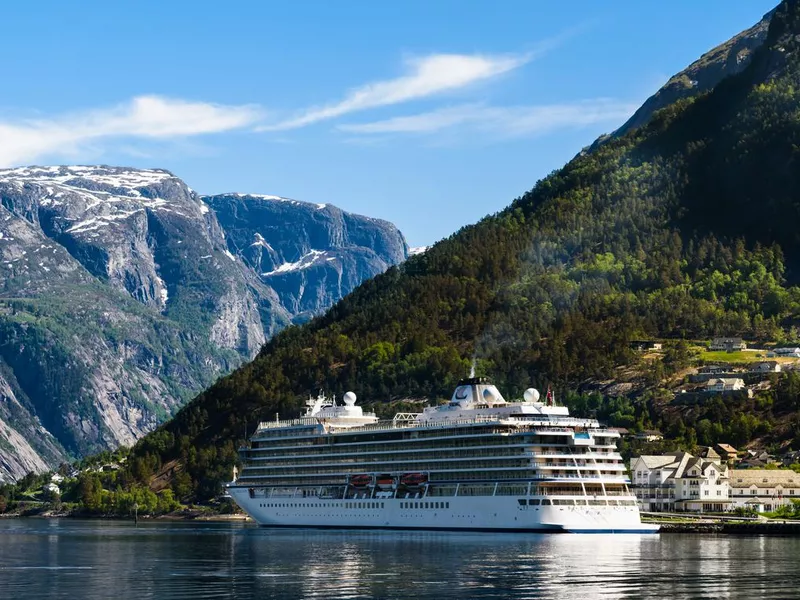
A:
127 0 800 501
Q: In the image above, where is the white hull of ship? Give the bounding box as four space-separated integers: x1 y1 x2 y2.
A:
228 487 658 533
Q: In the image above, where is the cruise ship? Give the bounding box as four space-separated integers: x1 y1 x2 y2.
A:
227 378 658 533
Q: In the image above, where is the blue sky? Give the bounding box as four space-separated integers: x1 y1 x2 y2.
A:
0 1 777 246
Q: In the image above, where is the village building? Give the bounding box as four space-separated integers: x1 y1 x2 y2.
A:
774 347 800 357
608 427 630 436
738 451 776 469
781 450 800 467
710 337 747 352
43 482 61 496
698 365 727 375
699 447 721 462
750 361 781 373
633 430 664 442
730 469 800 512
630 452 731 513
705 378 747 394
714 443 739 463
629 340 663 351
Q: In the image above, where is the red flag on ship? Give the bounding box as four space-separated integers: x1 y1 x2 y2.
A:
545 385 553 406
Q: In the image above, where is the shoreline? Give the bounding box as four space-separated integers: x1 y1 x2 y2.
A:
652 520 800 534
0 510 252 523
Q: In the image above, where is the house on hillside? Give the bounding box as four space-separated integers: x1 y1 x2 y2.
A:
699 447 721 462
739 451 775 469
44 482 60 496
698 365 727 375
751 361 781 373
630 452 731 512
629 340 663 351
705 378 747 394
714 443 739 463
781 450 800 467
633 430 664 442
774 347 800 357
710 337 747 352
730 469 800 512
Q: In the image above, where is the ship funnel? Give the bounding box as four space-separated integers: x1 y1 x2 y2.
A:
451 377 506 406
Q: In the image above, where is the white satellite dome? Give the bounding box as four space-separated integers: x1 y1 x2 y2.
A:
524 388 540 403
343 391 357 406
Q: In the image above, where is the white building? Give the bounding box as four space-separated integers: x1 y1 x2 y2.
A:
730 469 800 512
774 347 800 356
44 482 61 496
630 452 731 513
705 378 747 393
710 337 746 351
632 430 664 442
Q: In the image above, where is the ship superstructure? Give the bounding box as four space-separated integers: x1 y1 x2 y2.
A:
227 378 658 533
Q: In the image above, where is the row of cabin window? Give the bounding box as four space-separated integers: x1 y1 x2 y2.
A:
517 498 638 506
400 501 449 509
259 502 385 509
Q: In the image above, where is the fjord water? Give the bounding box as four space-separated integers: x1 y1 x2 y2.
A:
1 520 797 599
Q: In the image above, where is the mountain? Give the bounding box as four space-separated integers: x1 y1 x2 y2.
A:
612 8 775 138
117 0 800 502
0 166 407 481
205 193 406 323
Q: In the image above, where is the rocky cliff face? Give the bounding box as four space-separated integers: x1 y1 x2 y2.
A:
206 194 407 322
0 166 407 480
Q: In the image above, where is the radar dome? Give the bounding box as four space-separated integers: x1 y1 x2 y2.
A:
343 391 357 406
524 388 540 403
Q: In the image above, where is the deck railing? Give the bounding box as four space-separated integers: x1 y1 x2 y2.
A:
253 414 620 436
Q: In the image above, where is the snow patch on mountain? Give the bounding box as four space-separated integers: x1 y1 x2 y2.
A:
0 165 174 192
262 249 327 276
250 233 274 251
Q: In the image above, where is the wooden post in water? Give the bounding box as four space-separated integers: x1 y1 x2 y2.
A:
133 502 138 525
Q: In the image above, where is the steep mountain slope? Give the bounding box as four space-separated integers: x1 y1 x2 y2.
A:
123 0 800 501
206 194 406 323
612 8 774 138
0 166 407 481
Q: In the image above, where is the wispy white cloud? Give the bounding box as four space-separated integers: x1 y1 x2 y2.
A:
0 95 263 167
337 100 638 138
258 53 529 132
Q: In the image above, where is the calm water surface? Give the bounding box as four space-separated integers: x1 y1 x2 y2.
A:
0 519 797 599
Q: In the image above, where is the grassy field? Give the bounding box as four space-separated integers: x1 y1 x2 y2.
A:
697 350 797 364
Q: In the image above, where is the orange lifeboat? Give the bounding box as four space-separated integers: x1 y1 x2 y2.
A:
400 473 427 486
376 474 395 488
349 474 372 487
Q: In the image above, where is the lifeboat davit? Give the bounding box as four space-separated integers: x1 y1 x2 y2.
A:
349 474 372 487
400 473 427 486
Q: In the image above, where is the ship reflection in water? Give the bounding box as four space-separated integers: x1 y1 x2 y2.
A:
1 520 798 599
